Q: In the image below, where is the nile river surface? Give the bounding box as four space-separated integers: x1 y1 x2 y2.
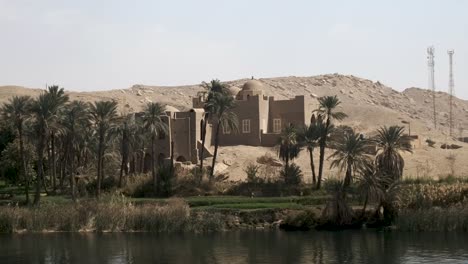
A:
1 231 468 264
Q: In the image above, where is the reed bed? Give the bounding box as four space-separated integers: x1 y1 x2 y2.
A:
398 183 468 209
0 196 225 233
396 207 468 232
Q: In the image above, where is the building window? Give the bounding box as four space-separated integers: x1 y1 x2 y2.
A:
223 125 231 134
273 119 281 133
242 119 251 133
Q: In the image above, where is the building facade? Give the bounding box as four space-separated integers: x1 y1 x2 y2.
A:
156 79 317 164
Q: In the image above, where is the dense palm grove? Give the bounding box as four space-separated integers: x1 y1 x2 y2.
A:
0 82 412 224
0 86 171 204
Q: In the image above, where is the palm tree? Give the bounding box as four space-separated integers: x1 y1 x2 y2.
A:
298 114 325 186
89 100 118 198
205 92 238 181
374 126 412 181
116 112 137 187
46 86 69 192
313 95 347 189
373 126 412 224
61 101 89 200
357 163 387 217
142 102 168 193
1 96 32 204
278 124 301 172
31 92 61 204
328 129 371 188
199 80 229 175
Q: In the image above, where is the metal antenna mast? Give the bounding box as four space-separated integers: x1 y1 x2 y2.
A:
448 49 455 137
427 46 436 128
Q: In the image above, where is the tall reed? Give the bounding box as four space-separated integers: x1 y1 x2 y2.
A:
0 195 225 233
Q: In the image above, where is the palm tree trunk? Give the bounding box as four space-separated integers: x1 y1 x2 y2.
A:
382 201 397 225
60 143 68 189
34 133 45 205
170 140 175 177
69 146 76 202
209 122 221 182
51 133 57 192
118 133 128 188
96 152 101 198
96 134 104 198
46 140 52 188
151 134 157 193
140 150 145 173
119 158 125 188
130 154 136 175
308 148 316 186
34 157 44 205
199 113 209 180
361 194 369 218
317 141 326 189
317 116 331 190
18 127 29 204
343 164 352 188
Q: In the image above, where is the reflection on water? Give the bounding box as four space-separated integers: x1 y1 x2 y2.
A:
1 230 468 264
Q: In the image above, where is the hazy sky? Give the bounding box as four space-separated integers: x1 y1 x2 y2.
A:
1 0 467 98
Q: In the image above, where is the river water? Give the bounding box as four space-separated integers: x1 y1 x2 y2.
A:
1 230 468 264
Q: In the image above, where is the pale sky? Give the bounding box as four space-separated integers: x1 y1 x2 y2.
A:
1 0 467 98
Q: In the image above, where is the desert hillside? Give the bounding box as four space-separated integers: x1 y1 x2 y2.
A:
1 74 467 181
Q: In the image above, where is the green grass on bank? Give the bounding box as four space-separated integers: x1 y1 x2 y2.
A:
1 193 330 210
193 202 306 210
130 195 330 210
6 176 467 210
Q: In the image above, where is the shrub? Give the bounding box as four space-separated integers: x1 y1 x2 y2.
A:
281 163 302 185
86 176 119 194
122 174 153 197
244 163 262 184
320 180 354 226
158 165 174 197
280 210 318 231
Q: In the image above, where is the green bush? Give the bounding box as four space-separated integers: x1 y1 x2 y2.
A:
158 165 174 197
245 163 262 184
280 210 318 231
280 163 303 185
122 174 153 197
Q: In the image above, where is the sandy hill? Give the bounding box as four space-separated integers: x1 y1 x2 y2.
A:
1 74 467 181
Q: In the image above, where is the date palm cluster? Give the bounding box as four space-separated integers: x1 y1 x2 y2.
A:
276 95 412 223
0 86 170 205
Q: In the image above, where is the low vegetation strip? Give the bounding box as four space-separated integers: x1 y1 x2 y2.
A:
194 202 305 210
396 207 468 232
0 198 226 233
129 195 330 208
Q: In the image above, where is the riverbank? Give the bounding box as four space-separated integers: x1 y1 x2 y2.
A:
0 196 311 233
2 179 468 233
2 195 468 233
